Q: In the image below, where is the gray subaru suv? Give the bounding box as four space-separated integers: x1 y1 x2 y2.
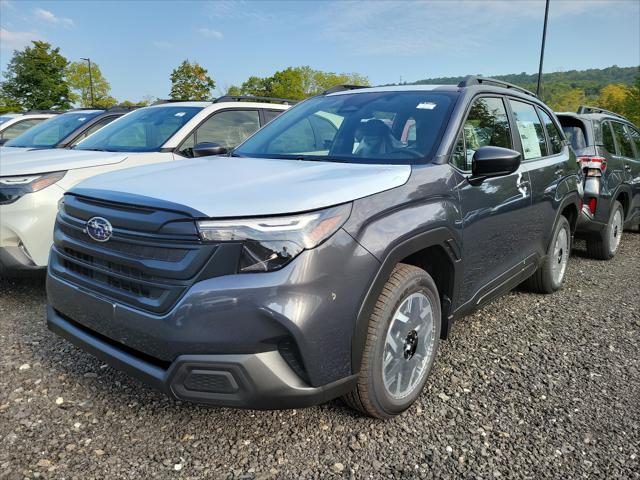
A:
557 107 640 259
47 78 582 418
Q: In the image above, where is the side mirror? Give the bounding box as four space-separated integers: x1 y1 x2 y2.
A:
469 146 521 185
193 142 228 158
0 138 7 146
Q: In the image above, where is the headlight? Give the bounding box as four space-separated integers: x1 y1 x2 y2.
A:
0 171 66 205
197 204 352 272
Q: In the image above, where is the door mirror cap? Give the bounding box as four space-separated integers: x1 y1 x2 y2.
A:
470 146 521 185
193 142 228 158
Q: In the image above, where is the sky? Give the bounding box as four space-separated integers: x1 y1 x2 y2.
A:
1 0 639 102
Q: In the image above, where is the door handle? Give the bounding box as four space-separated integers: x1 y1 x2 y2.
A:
624 164 632 172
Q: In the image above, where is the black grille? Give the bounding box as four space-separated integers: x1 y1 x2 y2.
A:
49 194 225 314
184 371 238 394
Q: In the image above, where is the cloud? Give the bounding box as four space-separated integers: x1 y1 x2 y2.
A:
34 8 75 27
197 27 223 39
309 0 632 57
0 28 43 51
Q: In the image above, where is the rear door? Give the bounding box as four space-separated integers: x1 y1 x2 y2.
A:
453 96 534 306
511 100 573 256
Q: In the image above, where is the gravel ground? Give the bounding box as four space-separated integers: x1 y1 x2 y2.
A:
1 234 638 480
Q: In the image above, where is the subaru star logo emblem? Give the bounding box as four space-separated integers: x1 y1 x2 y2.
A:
86 217 113 242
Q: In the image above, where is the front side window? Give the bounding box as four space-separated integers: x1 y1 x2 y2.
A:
197 110 260 149
601 121 616 154
234 91 457 164
75 106 202 152
5 111 103 148
510 100 547 160
627 126 640 160
0 119 44 141
451 97 511 171
611 122 635 158
178 110 260 157
538 109 564 154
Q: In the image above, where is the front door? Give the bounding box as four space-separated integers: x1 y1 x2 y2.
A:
452 96 534 306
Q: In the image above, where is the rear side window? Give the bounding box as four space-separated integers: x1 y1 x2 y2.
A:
538 109 564 155
451 97 512 171
611 122 635 158
601 121 616 154
627 126 640 160
509 100 548 160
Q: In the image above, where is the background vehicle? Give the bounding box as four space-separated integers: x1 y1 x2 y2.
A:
46 78 581 418
1 107 137 153
0 111 59 145
557 106 640 259
0 97 290 274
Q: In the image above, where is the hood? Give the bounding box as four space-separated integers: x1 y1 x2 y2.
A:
0 149 128 176
73 156 412 217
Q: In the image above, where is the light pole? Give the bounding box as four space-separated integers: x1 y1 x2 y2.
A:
80 57 95 107
536 0 550 97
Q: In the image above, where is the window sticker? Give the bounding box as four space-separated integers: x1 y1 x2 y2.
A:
174 112 186 117
416 102 436 110
517 121 542 159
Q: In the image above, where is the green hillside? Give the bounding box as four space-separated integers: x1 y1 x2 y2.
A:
412 65 638 91
412 65 640 123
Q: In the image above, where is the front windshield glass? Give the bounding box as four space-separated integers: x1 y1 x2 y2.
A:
234 90 457 164
5 111 103 148
74 106 202 152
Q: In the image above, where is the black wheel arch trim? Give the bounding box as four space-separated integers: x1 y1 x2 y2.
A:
350 227 462 374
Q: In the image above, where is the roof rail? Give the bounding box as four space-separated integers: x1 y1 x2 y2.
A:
458 76 537 98
151 99 203 106
23 109 63 114
576 105 627 120
322 85 369 95
213 95 297 105
106 105 142 112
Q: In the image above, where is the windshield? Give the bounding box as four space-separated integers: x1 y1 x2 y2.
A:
5 111 103 148
74 106 202 152
234 91 457 164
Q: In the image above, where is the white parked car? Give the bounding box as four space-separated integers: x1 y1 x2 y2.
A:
0 97 291 274
0 111 59 145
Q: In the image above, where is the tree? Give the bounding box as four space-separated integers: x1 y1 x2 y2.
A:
169 60 215 101
622 75 640 126
546 88 586 112
66 61 117 108
597 84 628 115
230 66 370 101
0 41 71 110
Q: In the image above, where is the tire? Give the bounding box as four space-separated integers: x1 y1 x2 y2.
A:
525 215 571 294
343 264 441 419
586 200 624 260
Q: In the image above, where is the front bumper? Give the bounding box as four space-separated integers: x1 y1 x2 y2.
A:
0 246 42 275
48 306 357 409
47 228 380 406
0 184 65 272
